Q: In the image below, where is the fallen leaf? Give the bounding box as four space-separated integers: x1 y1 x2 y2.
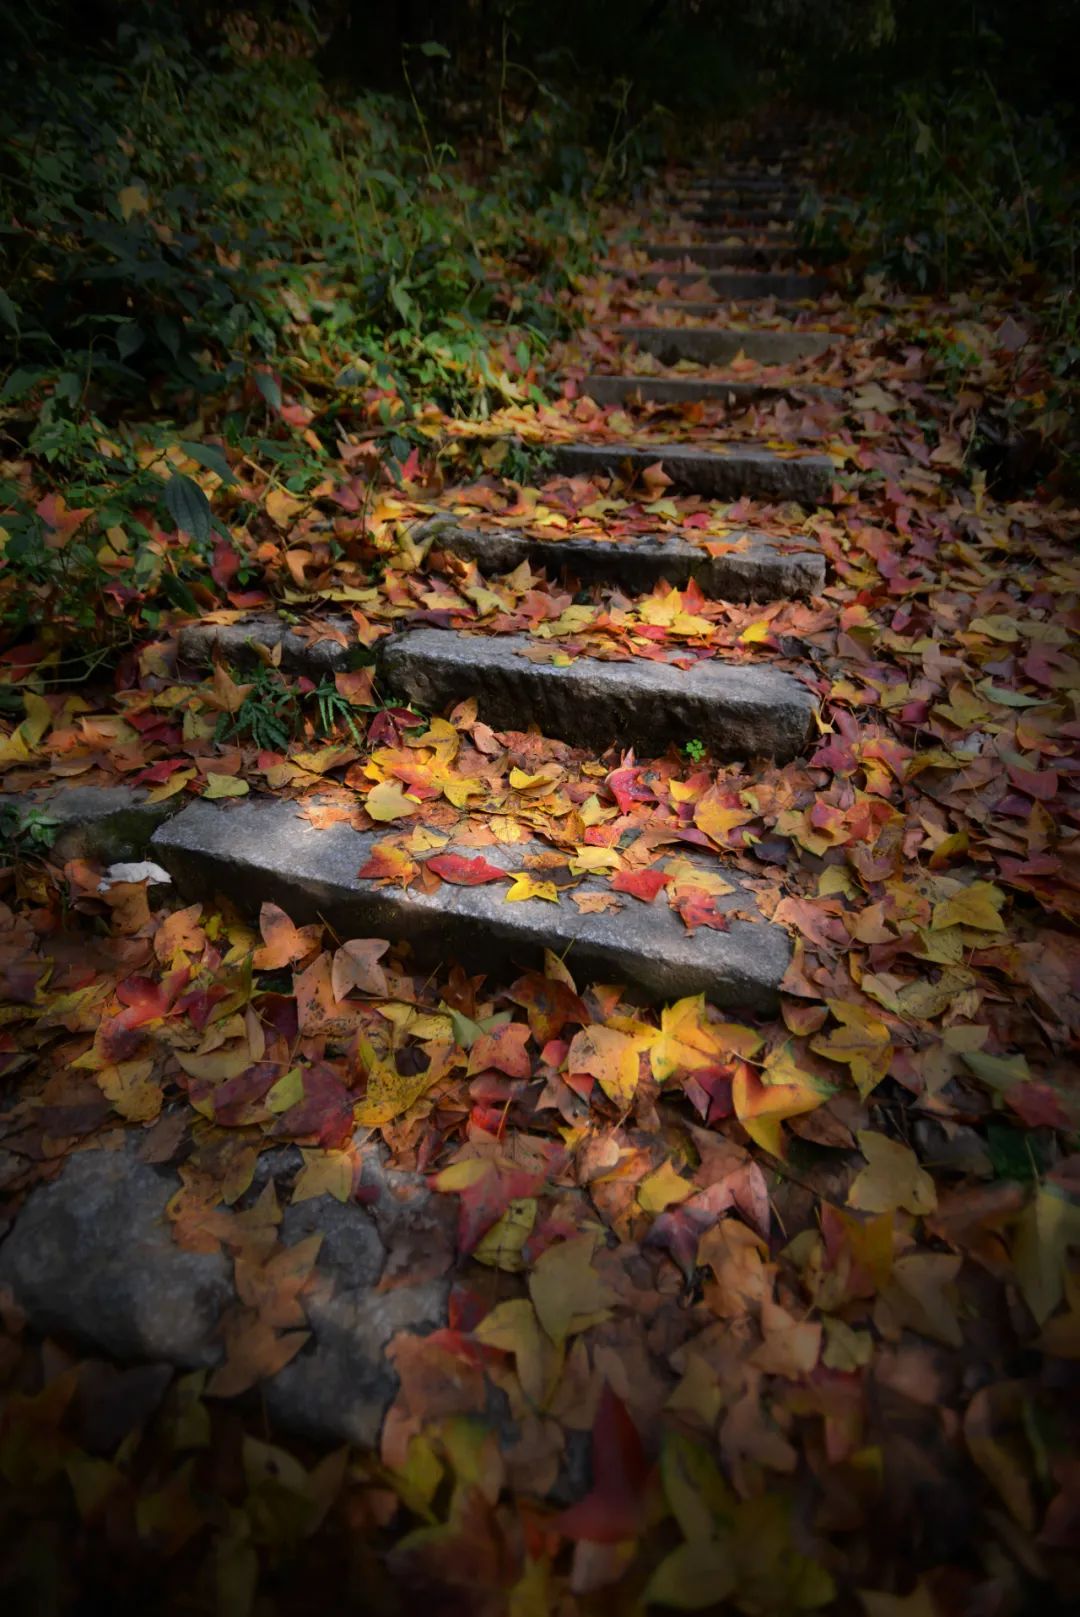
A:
848 1131 937 1216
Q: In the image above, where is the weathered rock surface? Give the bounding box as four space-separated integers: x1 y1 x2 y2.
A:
681 203 799 226
659 297 827 325
422 517 826 601
2 784 181 863
0 1148 233 1366
646 269 827 300
674 176 804 197
579 373 842 407
550 440 832 503
152 797 793 1010
0 1140 453 1449
378 627 817 760
617 325 837 366
637 241 800 270
178 614 357 674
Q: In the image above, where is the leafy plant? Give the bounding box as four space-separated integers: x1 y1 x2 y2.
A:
0 801 58 860
684 738 707 764
214 667 302 753
311 679 366 747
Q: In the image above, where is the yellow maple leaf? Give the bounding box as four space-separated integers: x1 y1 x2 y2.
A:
810 1000 892 1099
365 779 421 822
353 1054 439 1127
931 881 1005 933
528 1232 616 1349
638 1159 694 1214
652 995 762 1084
505 872 559 903
848 1131 937 1216
203 772 249 799
567 1024 642 1107
265 487 306 528
292 1149 354 1204
117 183 149 221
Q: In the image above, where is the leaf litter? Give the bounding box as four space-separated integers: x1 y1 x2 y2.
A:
1 172 1080 1617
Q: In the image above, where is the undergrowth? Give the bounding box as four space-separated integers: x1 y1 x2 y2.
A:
802 76 1080 482
0 4 604 658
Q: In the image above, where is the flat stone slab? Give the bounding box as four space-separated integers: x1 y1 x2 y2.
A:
378 627 817 761
646 270 826 300
680 205 799 226
152 797 792 1010
421 517 825 601
1 784 181 863
638 243 799 269
616 325 837 367
178 614 356 674
675 177 803 196
0 1141 452 1449
579 374 843 407
550 440 832 503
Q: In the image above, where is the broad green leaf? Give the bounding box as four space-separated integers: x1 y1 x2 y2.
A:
164 473 212 543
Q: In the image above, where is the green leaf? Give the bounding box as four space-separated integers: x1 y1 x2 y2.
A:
1 368 46 403
159 572 201 614
116 321 144 360
164 474 212 543
419 40 450 58
962 1049 1030 1090
254 371 283 412
976 680 1050 708
181 440 237 486
0 290 20 335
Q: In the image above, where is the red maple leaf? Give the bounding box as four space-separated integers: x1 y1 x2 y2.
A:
674 889 730 931
426 853 508 886
611 867 670 902
554 1383 652 1542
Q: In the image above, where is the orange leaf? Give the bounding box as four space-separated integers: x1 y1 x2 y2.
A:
330 938 390 1000
732 1049 828 1157
253 902 323 970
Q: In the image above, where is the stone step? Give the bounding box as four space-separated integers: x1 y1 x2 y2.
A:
550 440 832 503
180 619 819 761
378 626 817 761
151 796 792 1011
641 269 827 299
615 324 837 367
670 195 802 216
680 205 799 227
578 374 843 408
0 784 178 863
421 516 825 601
675 192 801 211
179 614 356 675
638 243 801 270
676 175 802 194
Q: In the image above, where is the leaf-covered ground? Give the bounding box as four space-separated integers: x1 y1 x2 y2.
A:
2 164 1080 1616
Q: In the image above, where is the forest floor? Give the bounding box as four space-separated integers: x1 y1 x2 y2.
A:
1 130 1079 1617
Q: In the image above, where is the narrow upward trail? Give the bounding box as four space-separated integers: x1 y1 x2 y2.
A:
150 140 844 1012
2 129 860 1443
12 129 1076 1612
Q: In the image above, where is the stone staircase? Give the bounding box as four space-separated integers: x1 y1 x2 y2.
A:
141 150 843 1016
0 144 858 1454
